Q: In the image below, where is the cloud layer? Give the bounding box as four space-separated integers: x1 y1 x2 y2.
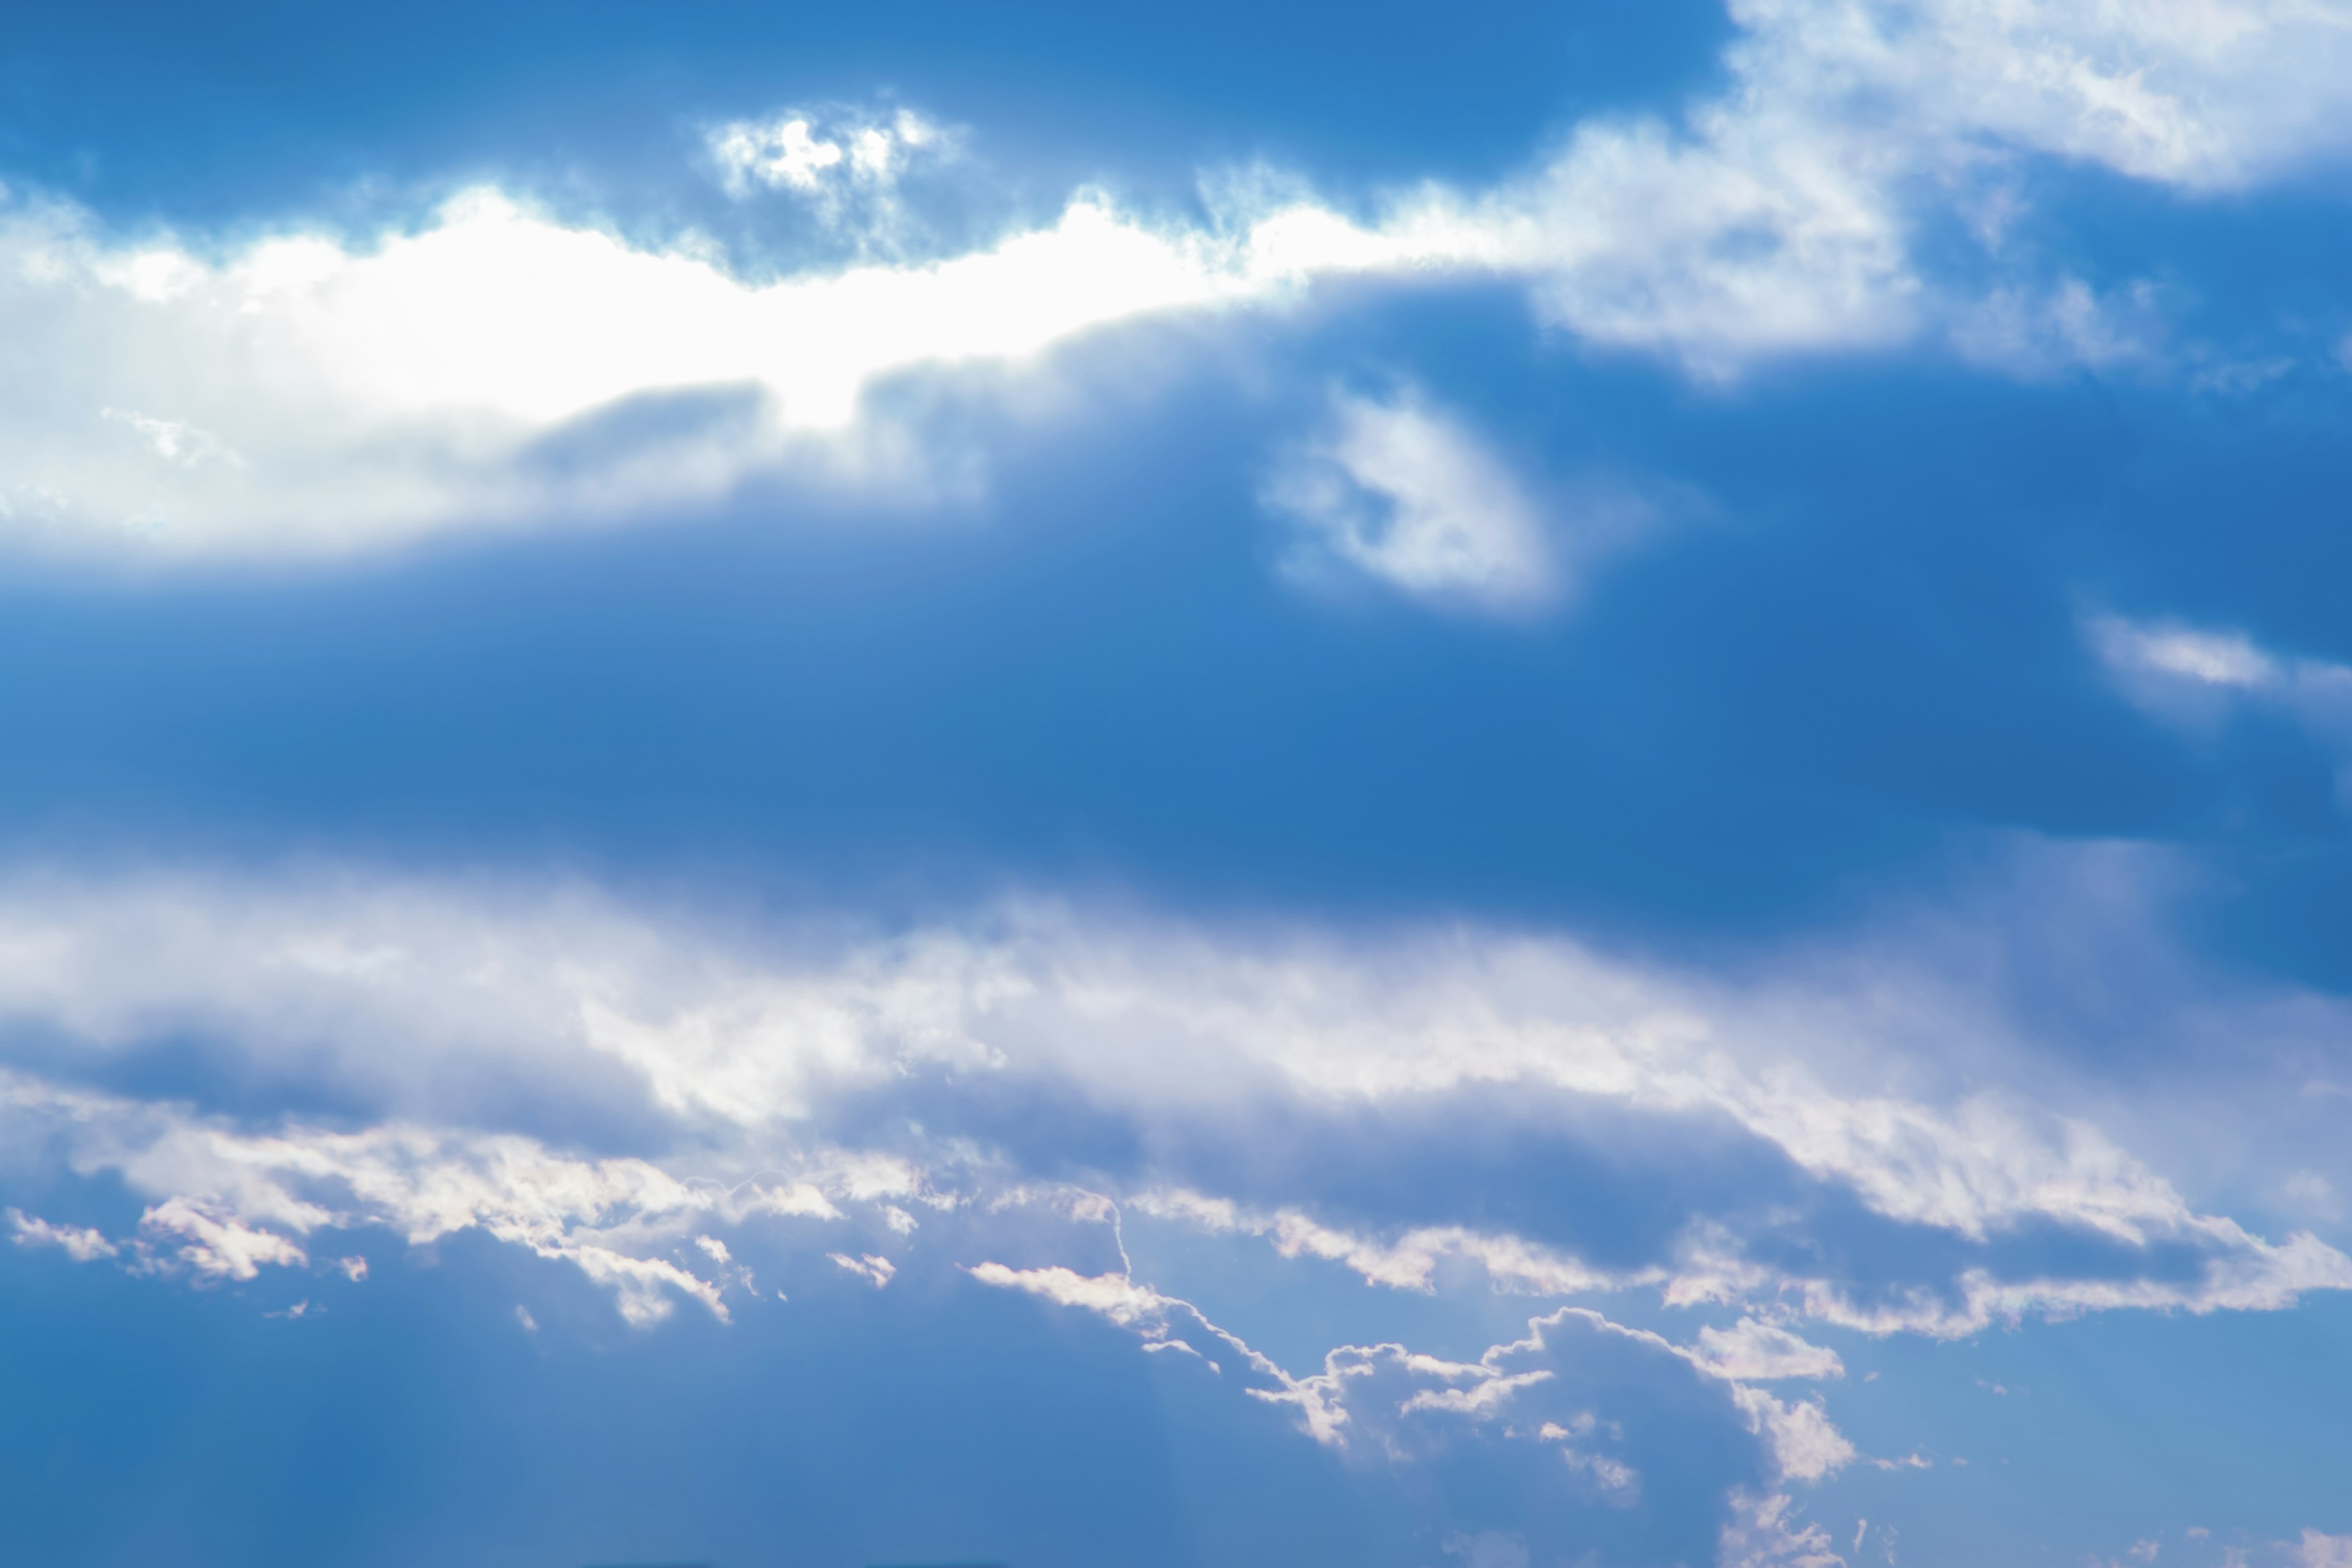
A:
7 0 2351 561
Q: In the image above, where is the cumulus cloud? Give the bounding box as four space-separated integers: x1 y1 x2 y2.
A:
5 0 2349 561
1264 386 1558 613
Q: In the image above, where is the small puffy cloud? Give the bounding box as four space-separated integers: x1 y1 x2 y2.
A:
7 1208 119 1262
1264 386 1555 614
138 1196 308 1281
708 105 951 202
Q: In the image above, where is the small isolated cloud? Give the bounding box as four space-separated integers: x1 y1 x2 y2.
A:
8 1207 119 1262
2087 613 2352 796
828 1251 896 1288
1264 385 1556 614
709 105 952 203
706 105 960 258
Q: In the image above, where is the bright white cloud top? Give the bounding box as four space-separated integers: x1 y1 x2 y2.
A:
6 0 2352 562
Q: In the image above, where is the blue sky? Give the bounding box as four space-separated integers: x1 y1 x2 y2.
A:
6 3 2352 1566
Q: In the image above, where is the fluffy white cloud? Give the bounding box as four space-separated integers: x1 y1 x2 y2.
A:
1264 386 1558 612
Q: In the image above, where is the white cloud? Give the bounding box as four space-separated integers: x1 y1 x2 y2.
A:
2091 616 2282 690
1950 278 2167 376
2088 614 2352 793
1720 1488 1846 1568
828 1251 897 1288
1738 0 2352 192
1730 1384 1860 1482
1264 386 1556 613
6 0 2349 561
7 1207 119 1262
706 105 959 258
0 861 2337 1338
138 1195 309 1280
0 184 1468 561
0 856 2335 1546
2296 1531 2352 1568
1697 1319 1846 1381
709 106 950 202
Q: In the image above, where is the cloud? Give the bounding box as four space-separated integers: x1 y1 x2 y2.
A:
2087 613 2352 797
709 106 952 202
6 0 2350 561
828 1251 897 1288
1264 385 1558 613
7 1207 119 1262
706 104 961 258
1720 1488 1846 1568
965 1265 1788 1559
1729 1384 1859 1482
0 855 2335 1556
1695 1319 1845 1381
0 859 2338 1343
138 1195 310 1281
2296 1531 2352 1568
